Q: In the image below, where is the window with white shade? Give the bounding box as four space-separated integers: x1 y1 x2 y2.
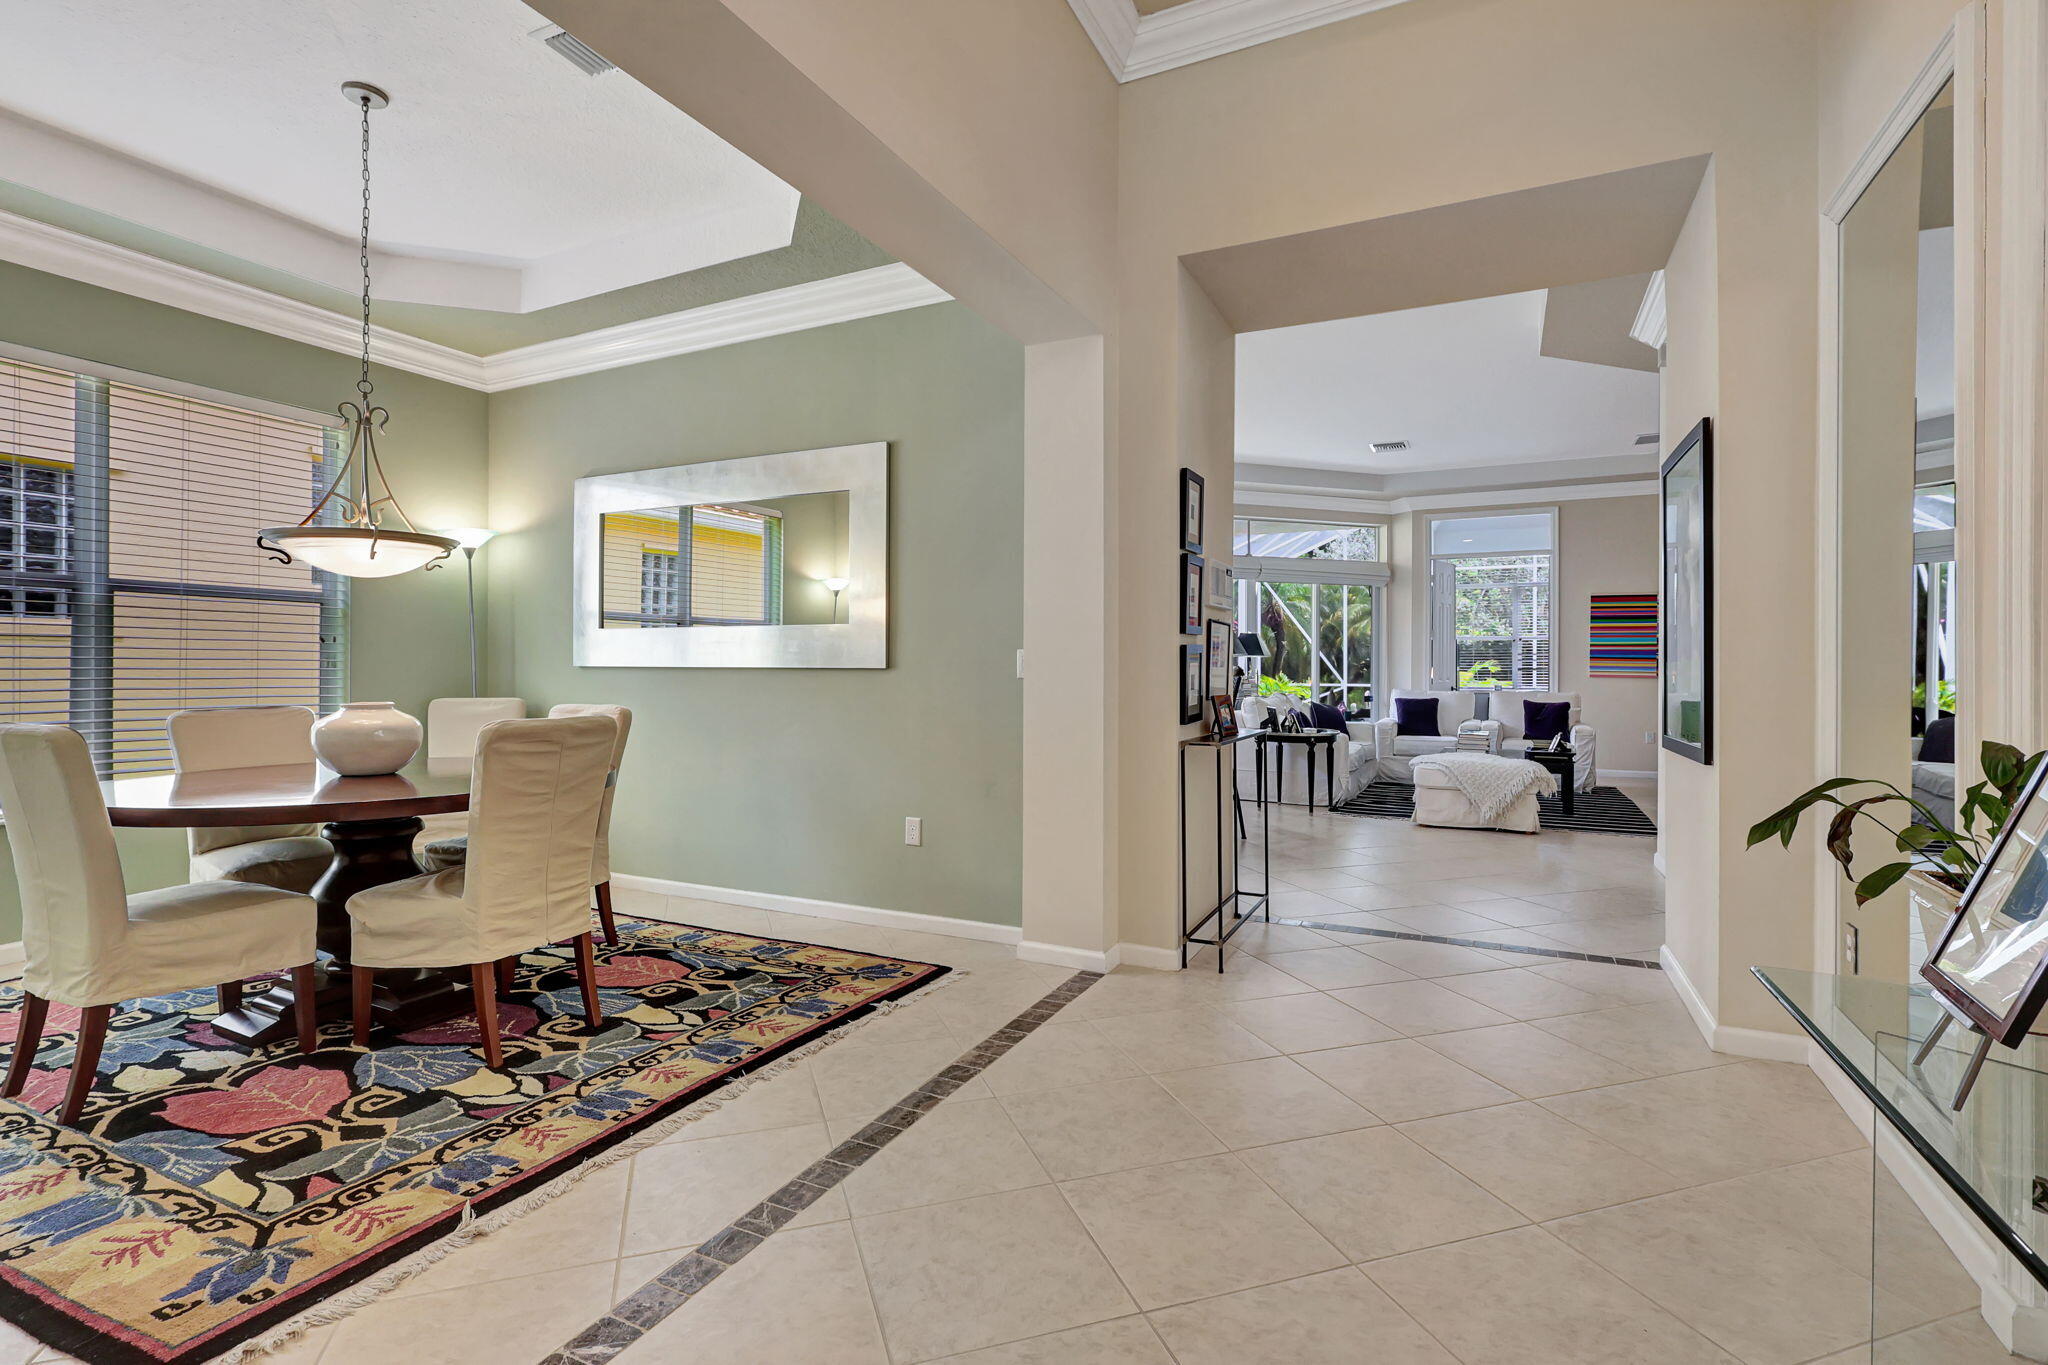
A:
0 351 347 777
1428 512 1554 690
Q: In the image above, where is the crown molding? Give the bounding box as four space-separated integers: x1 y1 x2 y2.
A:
1236 477 1658 515
1067 0 1419 82
0 207 486 386
0 208 949 393
1630 270 1668 351
479 264 948 391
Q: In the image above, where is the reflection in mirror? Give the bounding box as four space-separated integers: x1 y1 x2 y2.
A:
1837 78 1957 982
599 493 851 629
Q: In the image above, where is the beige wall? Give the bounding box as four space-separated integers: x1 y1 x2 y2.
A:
1115 0 1825 992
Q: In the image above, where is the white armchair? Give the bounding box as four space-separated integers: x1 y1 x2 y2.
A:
1370 690 1489 784
1474 690 1597 791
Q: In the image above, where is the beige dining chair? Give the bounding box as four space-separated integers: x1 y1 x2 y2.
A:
346 715 613 1067
414 697 526 859
420 704 632 944
0 724 320 1126
166 706 332 905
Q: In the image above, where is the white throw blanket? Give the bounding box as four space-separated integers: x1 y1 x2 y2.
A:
1410 753 1557 822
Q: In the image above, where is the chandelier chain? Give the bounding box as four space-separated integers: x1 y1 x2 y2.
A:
358 92 373 400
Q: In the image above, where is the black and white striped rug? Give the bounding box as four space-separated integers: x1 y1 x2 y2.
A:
1337 780 1658 837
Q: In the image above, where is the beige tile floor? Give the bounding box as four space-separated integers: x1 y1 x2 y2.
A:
20 788 2021 1364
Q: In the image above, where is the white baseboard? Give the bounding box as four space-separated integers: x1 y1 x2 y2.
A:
611 874 1023 947
1017 940 1118 972
1658 945 1808 1062
1652 849 1667 877
1603 769 1658 780
1116 942 1183 972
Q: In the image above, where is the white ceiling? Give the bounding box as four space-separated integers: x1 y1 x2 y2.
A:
0 0 799 312
1235 290 1661 475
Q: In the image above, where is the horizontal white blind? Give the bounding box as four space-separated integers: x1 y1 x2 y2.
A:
0 356 346 777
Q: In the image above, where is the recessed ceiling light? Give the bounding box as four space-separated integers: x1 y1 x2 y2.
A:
1369 439 1409 453
1633 432 1660 446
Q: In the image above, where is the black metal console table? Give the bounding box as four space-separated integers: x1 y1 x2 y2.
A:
1179 734 1269 972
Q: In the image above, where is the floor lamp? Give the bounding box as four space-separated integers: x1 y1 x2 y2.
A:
445 528 497 696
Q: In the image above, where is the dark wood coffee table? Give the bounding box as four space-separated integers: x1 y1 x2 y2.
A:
1525 747 1577 816
102 759 472 1046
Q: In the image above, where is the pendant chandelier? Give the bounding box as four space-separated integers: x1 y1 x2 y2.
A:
259 82 457 579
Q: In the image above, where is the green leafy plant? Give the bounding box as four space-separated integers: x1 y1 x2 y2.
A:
1747 740 2047 904
1457 661 1507 688
1910 680 1958 714
1256 675 1312 700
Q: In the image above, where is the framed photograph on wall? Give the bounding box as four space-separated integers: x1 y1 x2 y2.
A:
1180 468 1206 554
1181 553 1204 635
1205 617 1233 696
1660 418 1713 764
1206 560 1234 609
1923 760 2048 1045
1180 644 1204 724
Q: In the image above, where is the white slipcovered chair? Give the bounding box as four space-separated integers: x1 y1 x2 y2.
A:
413 697 525 860
0 724 319 1125
166 705 331 895
1369 690 1487 783
1232 695 1376 806
418 704 632 944
1472 690 1597 791
346 715 614 1067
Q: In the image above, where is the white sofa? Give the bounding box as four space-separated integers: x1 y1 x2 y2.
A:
1911 735 1955 826
1369 690 1488 784
1472 690 1597 792
1234 695 1376 806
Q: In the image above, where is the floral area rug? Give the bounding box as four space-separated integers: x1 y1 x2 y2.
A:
0 919 948 1365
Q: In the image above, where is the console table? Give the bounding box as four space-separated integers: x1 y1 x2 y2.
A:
1756 966 2048 1354
1179 735 1269 972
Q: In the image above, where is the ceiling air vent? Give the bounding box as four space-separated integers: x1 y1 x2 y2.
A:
534 25 615 76
1633 432 1660 446
1369 440 1409 454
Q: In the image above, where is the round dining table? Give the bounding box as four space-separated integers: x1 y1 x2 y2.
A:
101 759 473 1047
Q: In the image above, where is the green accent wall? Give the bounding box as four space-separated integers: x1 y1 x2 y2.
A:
0 268 1025 942
0 261 490 940
484 303 1024 926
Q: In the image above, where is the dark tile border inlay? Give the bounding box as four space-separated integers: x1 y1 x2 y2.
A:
1280 918 1663 971
538 969 1105 1365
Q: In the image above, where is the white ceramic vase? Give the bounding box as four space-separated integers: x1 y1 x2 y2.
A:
313 702 422 776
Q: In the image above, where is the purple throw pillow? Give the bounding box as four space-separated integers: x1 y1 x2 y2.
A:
1523 699 1571 743
1308 702 1349 733
1919 714 1955 764
1394 697 1440 737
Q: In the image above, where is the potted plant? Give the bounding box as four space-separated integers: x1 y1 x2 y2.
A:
1748 741 2048 943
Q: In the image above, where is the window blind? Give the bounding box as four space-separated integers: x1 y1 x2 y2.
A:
687 505 779 624
0 355 346 777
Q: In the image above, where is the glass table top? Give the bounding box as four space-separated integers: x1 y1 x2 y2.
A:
1754 966 2048 1290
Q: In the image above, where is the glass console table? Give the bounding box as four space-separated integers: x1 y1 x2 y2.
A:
1756 966 2048 1359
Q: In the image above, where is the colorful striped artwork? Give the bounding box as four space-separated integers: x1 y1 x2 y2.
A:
1590 593 1658 676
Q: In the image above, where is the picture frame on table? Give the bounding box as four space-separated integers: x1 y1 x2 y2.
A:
1180 467 1206 554
1180 644 1204 725
1208 694 1239 741
1180 553 1204 635
1205 618 1234 696
1923 759 2048 1046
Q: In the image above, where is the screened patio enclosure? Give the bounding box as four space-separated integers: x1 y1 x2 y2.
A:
1231 518 1387 714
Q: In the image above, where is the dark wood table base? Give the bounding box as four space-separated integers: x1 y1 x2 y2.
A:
212 814 478 1047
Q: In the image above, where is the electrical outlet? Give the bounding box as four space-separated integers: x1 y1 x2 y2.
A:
1644 730 1655 746
1016 648 1025 679
1844 923 1860 974
904 816 923 846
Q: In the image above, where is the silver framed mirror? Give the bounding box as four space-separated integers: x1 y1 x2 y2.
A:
573 443 887 668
